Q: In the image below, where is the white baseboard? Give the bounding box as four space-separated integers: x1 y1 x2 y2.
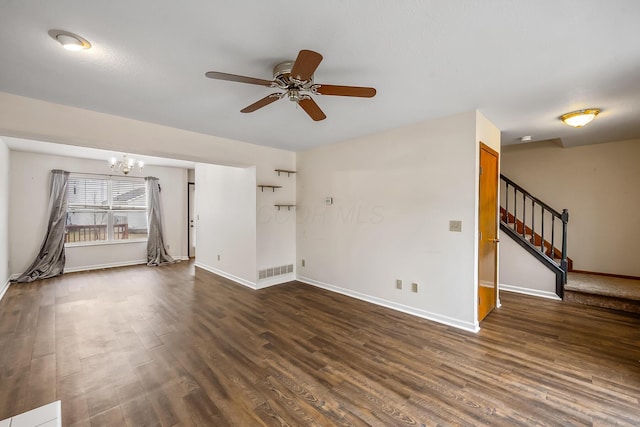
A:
195 262 257 290
499 283 561 300
297 276 479 333
64 259 148 274
0 277 11 302
256 273 296 289
7 258 180 282
174 255 189 261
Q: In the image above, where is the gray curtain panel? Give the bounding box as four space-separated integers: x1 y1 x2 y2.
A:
14 169 70 283
145 177 176 266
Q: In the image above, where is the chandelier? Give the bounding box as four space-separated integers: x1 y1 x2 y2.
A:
109 154 144 175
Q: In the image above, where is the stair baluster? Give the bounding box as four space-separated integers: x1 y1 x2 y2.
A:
500 174 569 298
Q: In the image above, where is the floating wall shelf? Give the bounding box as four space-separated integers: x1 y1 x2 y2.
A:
275 169 297 177
275 204 296 211
257 185 282 192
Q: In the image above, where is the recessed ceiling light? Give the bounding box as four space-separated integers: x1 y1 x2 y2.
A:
520 136 532 142
48 29 92 51
560 109 600 128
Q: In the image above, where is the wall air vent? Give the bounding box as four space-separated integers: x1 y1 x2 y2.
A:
258 264 294 279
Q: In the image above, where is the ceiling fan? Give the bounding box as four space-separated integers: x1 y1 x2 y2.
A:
205 49 376 121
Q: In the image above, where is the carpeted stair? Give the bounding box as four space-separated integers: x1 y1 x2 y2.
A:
564 273 640 313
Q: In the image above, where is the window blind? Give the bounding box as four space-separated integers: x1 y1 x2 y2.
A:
112 178 147 210
65 174 148 244
67 177 109 210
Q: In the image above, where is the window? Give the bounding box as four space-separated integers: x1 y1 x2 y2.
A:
65 174 148 244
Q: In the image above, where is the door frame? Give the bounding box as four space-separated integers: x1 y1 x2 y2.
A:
187 181 195 258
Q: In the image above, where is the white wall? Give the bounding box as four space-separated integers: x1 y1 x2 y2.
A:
501 138 640 277
499 236 559 299
256 161 296 286
0 138 9 299
195 164 257 286
297 111 499 331
0 93 296 288
9 150 187 275
0 92 292 169
194 155 295 289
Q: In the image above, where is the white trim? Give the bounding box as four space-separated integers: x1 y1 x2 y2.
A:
174 256 189 261
297 276 480 333
65 238 147 248
499 283 561 300
256 273 296 289
0 277 11 302
6 256 189 286
195 261 257 290
64 259 147 273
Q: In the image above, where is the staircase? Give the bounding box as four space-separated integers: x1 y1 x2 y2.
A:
500 175 640 313
500 175 569 298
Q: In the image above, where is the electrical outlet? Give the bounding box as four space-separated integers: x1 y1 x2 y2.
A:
449 220 462 232
301 259 306 267
412 283 418 293
217 254 221 261
396 279 402 289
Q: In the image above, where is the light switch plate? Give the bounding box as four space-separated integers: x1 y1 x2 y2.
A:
449 220 462 232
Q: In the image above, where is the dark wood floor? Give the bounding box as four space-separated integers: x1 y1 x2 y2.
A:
1 261 639 426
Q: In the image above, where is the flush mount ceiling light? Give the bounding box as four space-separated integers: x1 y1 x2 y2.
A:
48 29 91 51
560 109 600 128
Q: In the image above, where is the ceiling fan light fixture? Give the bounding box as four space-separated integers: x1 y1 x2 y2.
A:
48 30 92 51
560 109 600 128
288 90 301 103
205 49 376 122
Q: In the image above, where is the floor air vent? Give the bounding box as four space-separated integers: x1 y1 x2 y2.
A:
259 264 294 279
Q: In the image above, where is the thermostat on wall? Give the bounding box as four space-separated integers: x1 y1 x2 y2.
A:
325 197 333 205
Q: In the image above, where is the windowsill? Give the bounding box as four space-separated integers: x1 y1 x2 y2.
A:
65 239 148 248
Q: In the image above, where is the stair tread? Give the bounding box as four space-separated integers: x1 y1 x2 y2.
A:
565 273 640 301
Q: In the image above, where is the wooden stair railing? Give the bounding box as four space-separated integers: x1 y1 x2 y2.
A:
500 174 569 298
500 208 573 271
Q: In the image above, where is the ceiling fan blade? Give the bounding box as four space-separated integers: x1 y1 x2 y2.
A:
205 71 274 87
298 97 326 121
314 84 376 98
290 50 323 82
241 93 283 113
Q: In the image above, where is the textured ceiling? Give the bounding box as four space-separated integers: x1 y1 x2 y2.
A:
1 1 639 151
